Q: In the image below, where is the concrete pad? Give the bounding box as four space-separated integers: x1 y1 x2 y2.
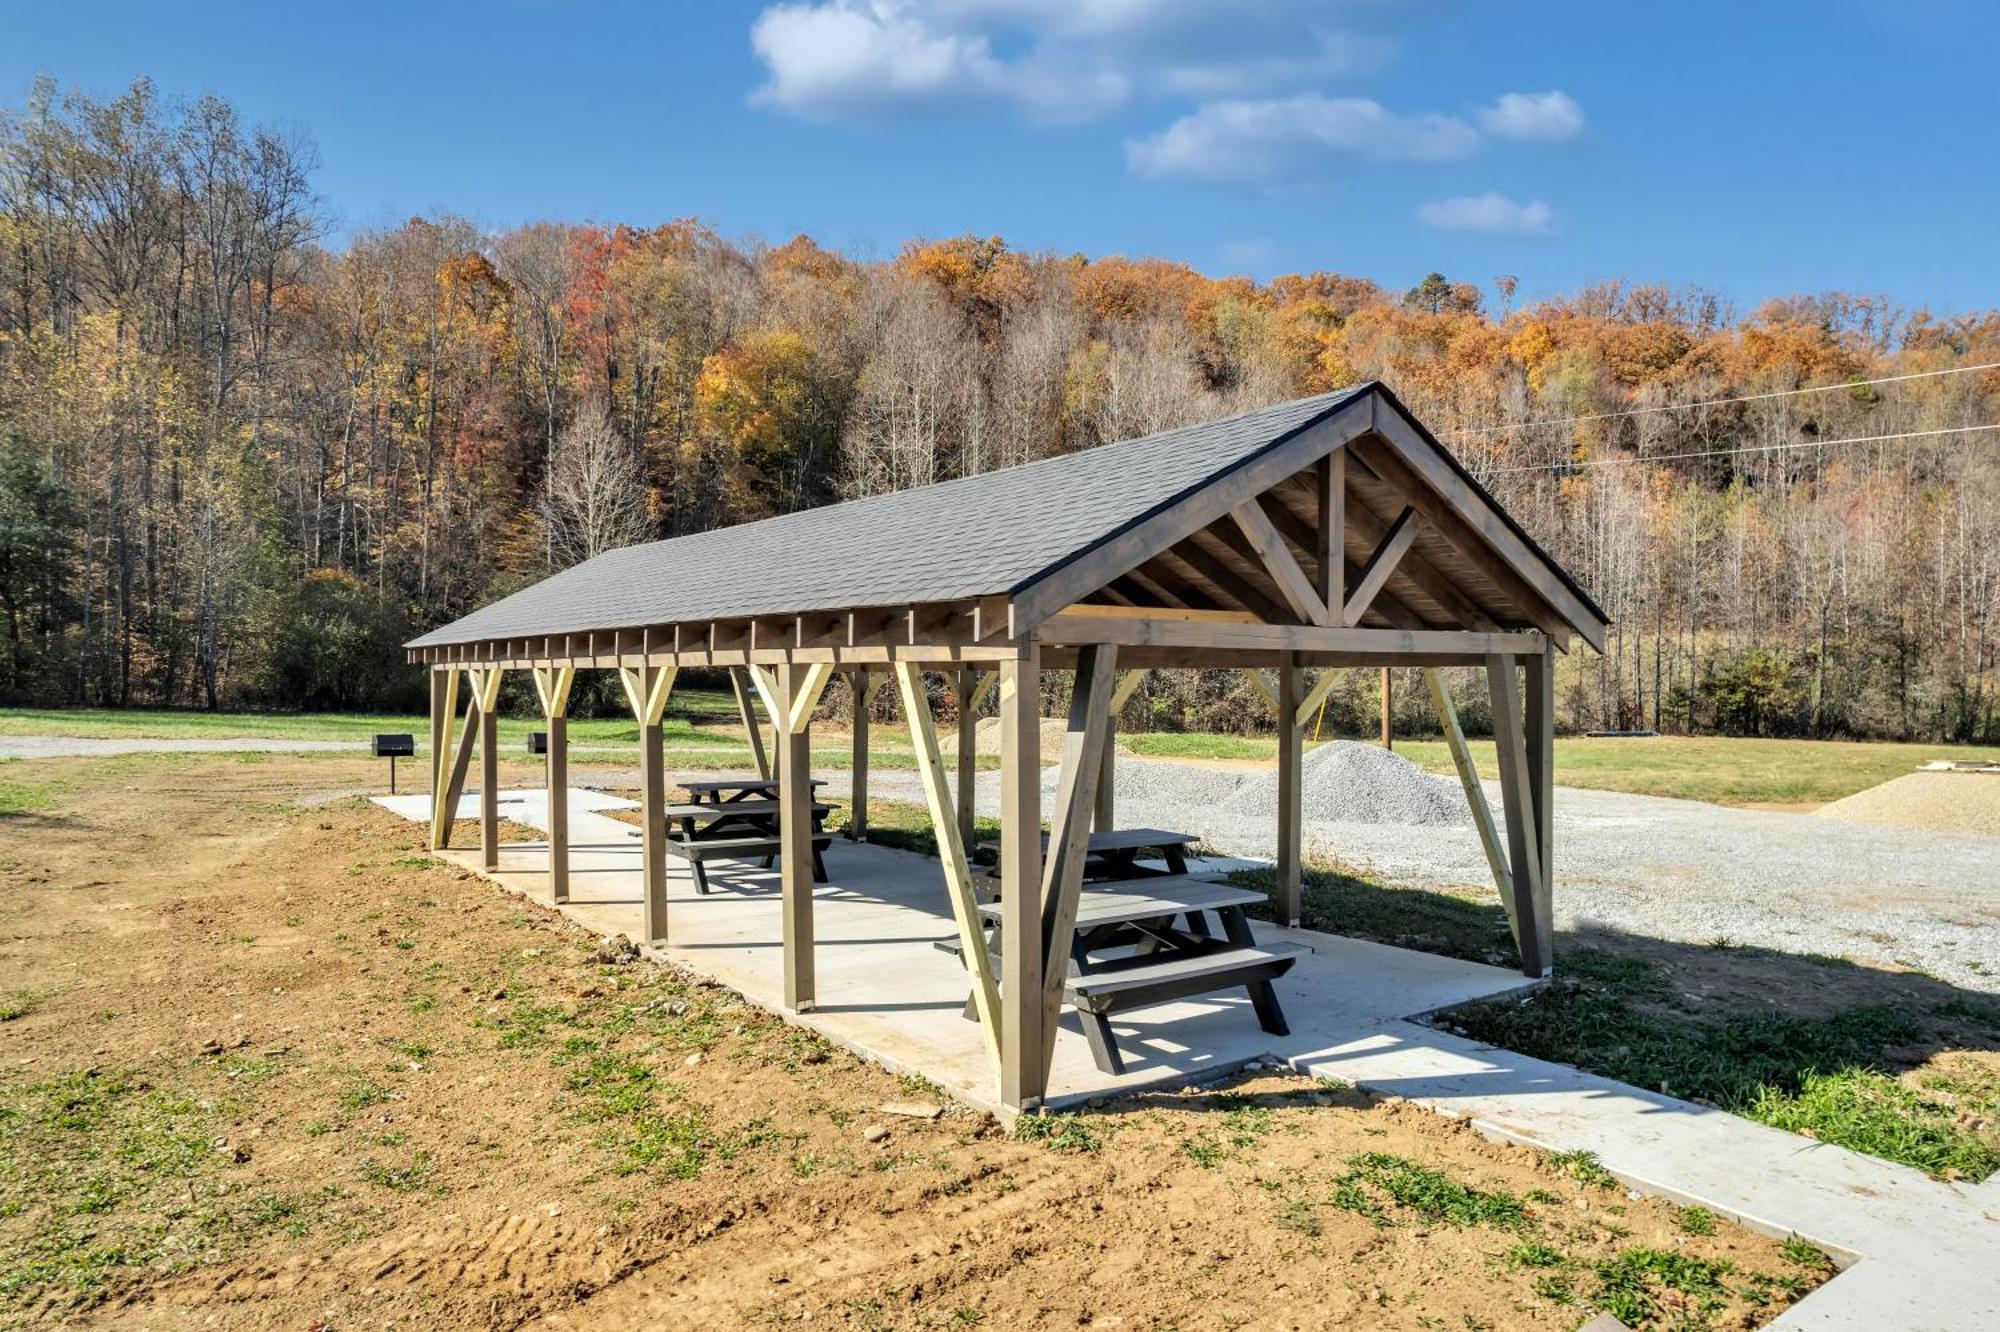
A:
372 787 2000 1330
372 788 636 824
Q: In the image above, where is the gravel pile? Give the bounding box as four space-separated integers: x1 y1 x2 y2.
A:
1814 771 2000 836
1222 740 1470 827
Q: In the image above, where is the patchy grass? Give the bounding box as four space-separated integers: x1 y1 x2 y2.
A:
1329 1153 1528 1229
1011 1113 1103 1154
0 764 64 818
1440 946 2000 1180
0 1067 341 1315
823 799 1004 865
1234 859 1517 968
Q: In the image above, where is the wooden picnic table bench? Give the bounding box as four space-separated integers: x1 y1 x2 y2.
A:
945 873 1298 1074
664 787 833 895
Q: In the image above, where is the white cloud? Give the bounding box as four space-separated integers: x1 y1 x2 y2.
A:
749 0 1394 123
1415 192 1557 236
1127 95 1479 184
1477 90 1584 141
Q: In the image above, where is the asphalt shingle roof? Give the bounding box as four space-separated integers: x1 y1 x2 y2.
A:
408 386 1370 648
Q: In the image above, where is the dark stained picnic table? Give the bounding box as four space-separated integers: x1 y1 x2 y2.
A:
955 826 1297 1073
665 778 832 894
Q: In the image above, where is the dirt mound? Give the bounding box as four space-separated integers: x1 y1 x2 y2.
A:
1222 739 1470 827
1814 771 2000 835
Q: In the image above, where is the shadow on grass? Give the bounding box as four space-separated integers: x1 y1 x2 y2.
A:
1227 857 2000 1180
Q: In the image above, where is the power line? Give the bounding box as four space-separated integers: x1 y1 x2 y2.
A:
1443 360 2000 437
1481 422 2000 475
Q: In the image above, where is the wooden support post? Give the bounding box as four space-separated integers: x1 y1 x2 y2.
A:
1525 640 1557 945
477 668 503 871
428 668 449 797
1039 644 1118 1083
627 665 671 946
434 675 476 850
1276 655 1304 926
847 670 870 841
776 664 815 1012
999 648 1045 1112
730 667 771 779
955 667 978 854
534 666 575 904
1487 655 1551 977
1380 667 1393 750
1424 668 1514 942
894 664 1002 1072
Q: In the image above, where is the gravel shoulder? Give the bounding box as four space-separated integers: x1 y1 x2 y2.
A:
868 751 2000 993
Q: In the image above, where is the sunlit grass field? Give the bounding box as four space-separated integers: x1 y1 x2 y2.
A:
5 702 1994 807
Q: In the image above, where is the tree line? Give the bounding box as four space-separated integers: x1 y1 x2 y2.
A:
2 78 1995 741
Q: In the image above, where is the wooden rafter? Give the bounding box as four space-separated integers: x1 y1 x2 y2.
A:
1170 532 1292 623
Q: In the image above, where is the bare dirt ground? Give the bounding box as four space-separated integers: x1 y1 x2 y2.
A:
0 754 1822 1331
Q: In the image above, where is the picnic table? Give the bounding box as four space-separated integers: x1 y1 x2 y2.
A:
682 776 827 804
665 776 833 895
977 827 1202 882
952 826 1299 1074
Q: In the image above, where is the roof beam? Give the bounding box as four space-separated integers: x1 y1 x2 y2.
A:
1012 394 1375 630
1040 608 1545 658
1230 498 1332 625
1319 449 1344 611
1364 407 1605 650
1343 507 1419 627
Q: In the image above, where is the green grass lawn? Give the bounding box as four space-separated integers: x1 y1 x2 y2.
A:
9 703 1995 806
0 697 740 748
1121 732 2000 806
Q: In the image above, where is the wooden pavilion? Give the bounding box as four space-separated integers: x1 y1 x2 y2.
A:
407 383 1607 1112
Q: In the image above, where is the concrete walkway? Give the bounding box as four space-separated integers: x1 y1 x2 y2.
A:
375 787 2000 1331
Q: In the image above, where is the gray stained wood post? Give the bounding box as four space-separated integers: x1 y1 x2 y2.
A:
998 649 1045 1112
637 667 669 945
547 712 569 903
777 664 816 1012
435 677 478 851
428 668 448 797
1526 642 1556 901
1486 653 1551 977
1094 711 1116 833
1038 643 1118 1084
847 669 869 842
1276 656 1304 926
955 667 977 854
479 677 500 872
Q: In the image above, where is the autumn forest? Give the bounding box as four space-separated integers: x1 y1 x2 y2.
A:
1 78 1995 741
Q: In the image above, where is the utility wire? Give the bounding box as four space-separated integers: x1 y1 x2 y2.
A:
1443 360 2000 437
1482 422 2000 474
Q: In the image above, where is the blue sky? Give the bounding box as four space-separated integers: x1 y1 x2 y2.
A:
5 0 1997 313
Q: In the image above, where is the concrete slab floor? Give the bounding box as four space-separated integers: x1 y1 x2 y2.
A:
374 787 2000 1331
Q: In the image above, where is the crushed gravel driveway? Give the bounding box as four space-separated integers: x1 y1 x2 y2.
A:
865 754 2000 994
